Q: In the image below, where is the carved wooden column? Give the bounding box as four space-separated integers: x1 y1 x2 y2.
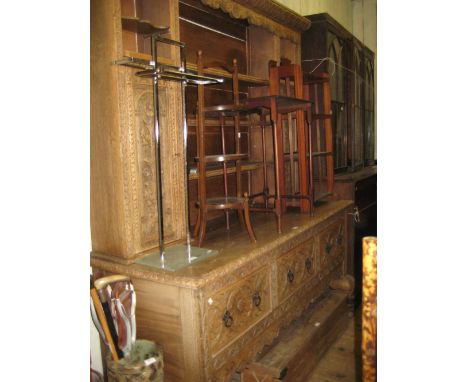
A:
362 236 377 382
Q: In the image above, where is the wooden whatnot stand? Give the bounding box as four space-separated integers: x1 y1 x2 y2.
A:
115 20 224 270
193 51 256 246
303 72 335 207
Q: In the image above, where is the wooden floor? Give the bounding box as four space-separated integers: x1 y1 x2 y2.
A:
305 310 362 382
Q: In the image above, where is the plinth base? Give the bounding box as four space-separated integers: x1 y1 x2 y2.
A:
135 244 218 271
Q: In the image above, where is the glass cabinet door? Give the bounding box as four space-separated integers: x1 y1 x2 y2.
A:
351 47 364 170
364 58 375 165
328 35 347 171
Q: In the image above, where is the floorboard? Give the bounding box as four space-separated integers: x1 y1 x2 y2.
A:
305 309 362 382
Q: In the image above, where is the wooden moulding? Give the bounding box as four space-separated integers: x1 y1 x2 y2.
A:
200 0 311 43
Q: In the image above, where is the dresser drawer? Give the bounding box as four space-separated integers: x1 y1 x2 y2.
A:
204 266 271 355
276 237 317 303
318 218 345 270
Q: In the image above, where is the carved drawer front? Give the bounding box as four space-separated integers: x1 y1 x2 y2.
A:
276 237 316 303
318 218 345 270
204 266 271 355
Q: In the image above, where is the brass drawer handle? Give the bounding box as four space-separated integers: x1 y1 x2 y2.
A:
305 257 312 273
252 291 262 307
287 269 294 283
223 310 233 328
325 242 333 254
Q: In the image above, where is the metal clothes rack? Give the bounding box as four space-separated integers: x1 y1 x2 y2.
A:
114 23 223 270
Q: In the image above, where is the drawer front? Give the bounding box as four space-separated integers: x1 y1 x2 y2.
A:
318 218 345 270
276 237 317 303
205 266 271 355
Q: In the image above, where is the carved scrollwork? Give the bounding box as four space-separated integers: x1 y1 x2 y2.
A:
135 89 159 244
205 267 271 355
276 237 315 302
319 219 345 269
130 74 186 250
336 223 344 247
208 259 345 382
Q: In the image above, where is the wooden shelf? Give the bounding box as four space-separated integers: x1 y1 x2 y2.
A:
309 113 332 120
121 16 169 35
246 95 311 114
188 162 263 180
122 51 269 86
195 153 248 163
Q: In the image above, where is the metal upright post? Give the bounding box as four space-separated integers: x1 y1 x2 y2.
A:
150 34 165 264
178 43 194 262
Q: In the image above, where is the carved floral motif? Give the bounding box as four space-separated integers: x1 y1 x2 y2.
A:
207 259 345 381
204 267 271 355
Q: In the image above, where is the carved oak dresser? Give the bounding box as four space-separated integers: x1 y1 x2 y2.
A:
91 200 353 381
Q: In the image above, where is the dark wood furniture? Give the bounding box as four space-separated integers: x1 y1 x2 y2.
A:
303 72 334 206
243 94 310 234
301 13 376 173
268 63 310 213
193 51 256 246
301 14 377 302
333 165 376 302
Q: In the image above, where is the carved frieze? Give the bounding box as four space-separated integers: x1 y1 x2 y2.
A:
200 0 311 43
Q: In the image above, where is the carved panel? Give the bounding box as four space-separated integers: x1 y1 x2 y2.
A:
130 73 187 252
204 266 272 356
318 218 345 270
276 237 317 303
207 259 345 382
134 87 159 245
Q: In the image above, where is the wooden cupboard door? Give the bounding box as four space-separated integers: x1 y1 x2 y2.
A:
276 237 317 303
318 218 345 271
204 266 271 355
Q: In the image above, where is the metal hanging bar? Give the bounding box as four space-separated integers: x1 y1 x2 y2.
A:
150 34 166 262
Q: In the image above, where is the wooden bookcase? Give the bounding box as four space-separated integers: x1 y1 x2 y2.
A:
301 13 376 173
301 13 377 301
91 3 359 381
